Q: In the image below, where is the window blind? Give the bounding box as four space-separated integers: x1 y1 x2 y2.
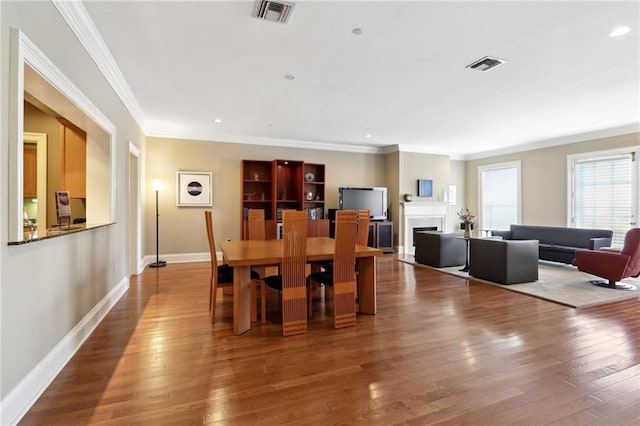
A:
481 166 518 230
573 153 633 247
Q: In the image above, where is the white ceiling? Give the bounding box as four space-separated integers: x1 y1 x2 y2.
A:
81 0 640 157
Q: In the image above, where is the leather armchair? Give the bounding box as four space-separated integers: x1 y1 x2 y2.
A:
573 228 640 290
414 231 466 268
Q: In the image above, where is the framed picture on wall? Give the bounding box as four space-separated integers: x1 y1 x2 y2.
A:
176 171 212 207
417 179 433 197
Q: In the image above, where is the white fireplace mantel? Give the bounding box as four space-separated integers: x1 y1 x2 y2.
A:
401 202 448 254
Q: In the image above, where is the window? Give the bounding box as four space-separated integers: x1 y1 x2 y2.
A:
478 161 521 230
568 148 638 247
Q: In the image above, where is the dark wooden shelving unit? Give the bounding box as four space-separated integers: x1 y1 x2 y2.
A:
241 159 328 238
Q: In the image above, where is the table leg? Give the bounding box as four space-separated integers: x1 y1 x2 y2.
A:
233 266 251 335
356 256 377 314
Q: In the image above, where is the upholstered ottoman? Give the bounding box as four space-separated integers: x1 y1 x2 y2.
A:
414 231 467 268
469 238 539 284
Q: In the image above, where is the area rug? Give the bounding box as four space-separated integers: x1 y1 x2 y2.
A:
399 256 640 309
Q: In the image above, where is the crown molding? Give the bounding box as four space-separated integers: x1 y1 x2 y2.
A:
52 0 146 130
147 129 385 154
464 123 640 161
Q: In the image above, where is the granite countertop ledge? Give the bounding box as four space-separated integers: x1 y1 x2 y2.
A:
8 222 115 245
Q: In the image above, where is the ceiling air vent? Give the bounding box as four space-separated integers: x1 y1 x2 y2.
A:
254 0 295 24
466 56 506 72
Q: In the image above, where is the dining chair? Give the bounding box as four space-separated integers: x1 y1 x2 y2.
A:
307 209 358 328
247 208 267 323
357 209 370 246
310 209 368 280
263 210 309 336
205 210 257 323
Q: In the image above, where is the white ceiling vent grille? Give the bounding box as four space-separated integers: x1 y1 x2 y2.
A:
254 0 295 24
466 56 506 72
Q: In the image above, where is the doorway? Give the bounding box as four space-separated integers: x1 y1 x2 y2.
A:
23 132 47 230
129 143 142 275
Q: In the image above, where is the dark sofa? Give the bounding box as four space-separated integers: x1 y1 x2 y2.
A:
491 224 613 264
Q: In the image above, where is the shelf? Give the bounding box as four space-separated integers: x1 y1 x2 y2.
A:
242 159 326 238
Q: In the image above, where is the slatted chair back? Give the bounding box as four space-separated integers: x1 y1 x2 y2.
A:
332 210 358 328
247 209 266 240
280 210 308 336
357 209 370 247
205 210 233 322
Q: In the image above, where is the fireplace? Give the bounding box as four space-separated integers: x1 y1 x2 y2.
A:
402 202 448 254
413 226 439 246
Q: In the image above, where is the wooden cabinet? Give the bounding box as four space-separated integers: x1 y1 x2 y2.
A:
303 163 325 220
241 160 273 221
58 119 86 199
367 221 394 253
241 159 328 238
275 159 304 218
23 143 37 198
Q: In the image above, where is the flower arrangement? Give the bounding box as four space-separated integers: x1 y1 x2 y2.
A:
457 208 476 224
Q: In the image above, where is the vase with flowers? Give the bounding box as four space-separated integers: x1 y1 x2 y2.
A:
457 207 476 238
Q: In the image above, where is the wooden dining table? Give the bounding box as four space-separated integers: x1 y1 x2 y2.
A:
219 237 383 335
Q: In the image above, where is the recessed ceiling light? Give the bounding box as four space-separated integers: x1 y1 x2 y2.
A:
352 28 362 35
214 118 222 124
284 74 295 80
365 134 372 139
609 27 631 37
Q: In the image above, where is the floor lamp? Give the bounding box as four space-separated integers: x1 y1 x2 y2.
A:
149 178 167 268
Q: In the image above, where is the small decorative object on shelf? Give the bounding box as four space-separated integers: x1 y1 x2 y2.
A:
304 172 315 182
457 207 475 238
55 190 71 228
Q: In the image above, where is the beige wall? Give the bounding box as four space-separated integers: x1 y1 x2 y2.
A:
447 159 466 231
384 151 399 241
465 132 640 227
144 140 476 254
397 152 465 234
146 131 640 255
1 1 144 408
399 151 450 203
145 137 385 255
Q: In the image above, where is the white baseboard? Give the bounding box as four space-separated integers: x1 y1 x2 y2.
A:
141 252 213 269
0 277 129 426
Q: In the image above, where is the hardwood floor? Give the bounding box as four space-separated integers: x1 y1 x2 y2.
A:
20 255 640 425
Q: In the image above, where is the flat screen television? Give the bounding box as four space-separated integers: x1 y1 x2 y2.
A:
338 187 388 220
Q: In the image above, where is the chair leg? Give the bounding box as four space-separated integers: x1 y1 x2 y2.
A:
210 280 218 323
208 276 213 314
261 281 267 324
307 279 313 319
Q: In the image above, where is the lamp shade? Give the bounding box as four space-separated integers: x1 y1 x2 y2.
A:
152 179 162 191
